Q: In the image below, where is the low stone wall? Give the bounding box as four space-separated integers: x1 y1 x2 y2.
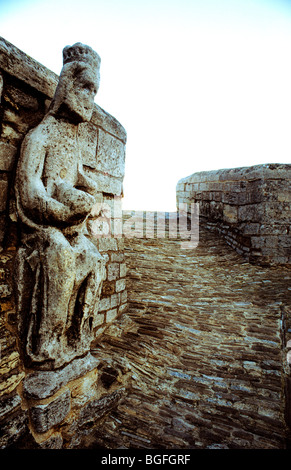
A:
0 37 128 448
176 164 291 266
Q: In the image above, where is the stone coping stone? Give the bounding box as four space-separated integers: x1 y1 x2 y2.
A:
23 353 99 400
177 163 291 187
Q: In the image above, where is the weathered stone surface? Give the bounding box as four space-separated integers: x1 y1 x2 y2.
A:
0 37 126 143
91 105 127 144
0 141 17 171
107 262 120 281
0 393 21 420
78 388 125 426
90 224 290 449
0 410 28 449
176 163 291 266
96 129 125 177
0 310 25 397
29 389 71 433
0 394 28 448
0 178 8 212
0 72 3 100
0 36 128 448
4 84 39 111
39 433 63 449
0 36 58 98
177 163 291 185
86 170 123 196
14 42 106 370
23 353 99 400
77 121 98 169
69 367 99 407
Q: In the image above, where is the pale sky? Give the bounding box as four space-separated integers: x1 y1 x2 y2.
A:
1 0 291 210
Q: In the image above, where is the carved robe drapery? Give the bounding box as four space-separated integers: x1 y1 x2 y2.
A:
14 44 106 370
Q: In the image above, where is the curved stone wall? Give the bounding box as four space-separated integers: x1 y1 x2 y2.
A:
176 163 291 266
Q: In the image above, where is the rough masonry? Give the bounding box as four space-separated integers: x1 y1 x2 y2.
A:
0 37 128 448
176 164 291 266
0 37 290 450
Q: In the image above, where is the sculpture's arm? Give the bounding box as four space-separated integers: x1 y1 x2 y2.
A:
16 130 91 226
76 163 98 195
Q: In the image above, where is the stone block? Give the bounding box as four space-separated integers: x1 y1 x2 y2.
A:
98 237 118 252
91 104 127 144
29 389 71 433
70 368 99 407
99 297 111 312
0 179 8 212
238 204 264 223
119 303 127 314
0 406 28 449
116 278 126 293
23 353 99 400
120 263 127 278
111 293 120 308
78 388 125 427
39 433 63 449
266 202 291 223
251 236 264 249
223 204 238 223
0 36 58 99
102 280 116 296
1 122 23 146
94 312 105 327
243 223 260 235
209 201 223 220
107 308 118 322
0 284 12 298
0 393 21 420
0 141 17 171
107 262 120 281
3 109 30 134
0 214 6 243
111 252 125 262
85 168 123 196
285 377 291 428
4 84 39 111
77 121 98 169
278 234 291 248
0 343 24 397
96 129 125 178
0 72 3 100
121 290 127 304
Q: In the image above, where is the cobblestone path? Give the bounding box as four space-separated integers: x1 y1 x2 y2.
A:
92 225 291 449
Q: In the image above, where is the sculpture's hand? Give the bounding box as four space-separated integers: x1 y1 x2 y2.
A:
76 169 98 195
54 181 95 221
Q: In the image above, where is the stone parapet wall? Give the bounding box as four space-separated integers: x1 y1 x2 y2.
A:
0 37 127 447
176 163 291 266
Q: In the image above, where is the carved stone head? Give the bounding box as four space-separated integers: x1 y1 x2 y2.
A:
49 42 101 123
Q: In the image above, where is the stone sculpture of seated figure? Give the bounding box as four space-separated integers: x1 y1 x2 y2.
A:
14 43 106 370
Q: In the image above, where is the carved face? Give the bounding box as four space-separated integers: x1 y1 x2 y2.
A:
65 66 100 122
51 62 100 123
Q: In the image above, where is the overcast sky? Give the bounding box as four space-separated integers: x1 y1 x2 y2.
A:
1 0 291 210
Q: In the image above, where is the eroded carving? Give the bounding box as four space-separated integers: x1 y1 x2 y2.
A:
14 43 106 370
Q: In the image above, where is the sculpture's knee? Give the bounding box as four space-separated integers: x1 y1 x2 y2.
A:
43 230 75 272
